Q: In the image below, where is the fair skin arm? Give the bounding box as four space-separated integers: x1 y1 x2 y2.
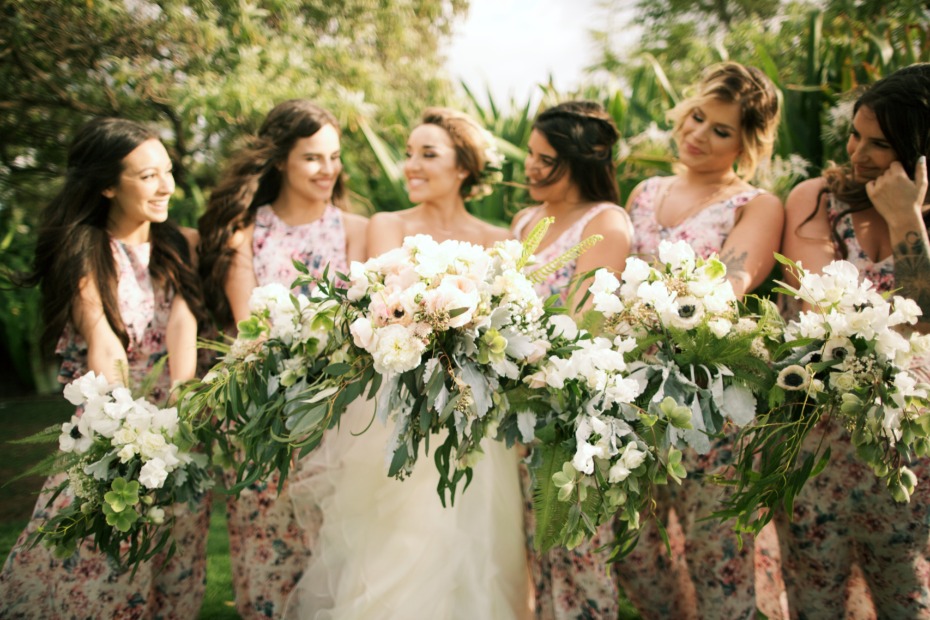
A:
73 276 130 384
572 207 633 307
165 227 200 384
367 211 407 258
719 192 784 299
781 178 837 291
224 224 260 326
868 159 930 317
343 211 370 263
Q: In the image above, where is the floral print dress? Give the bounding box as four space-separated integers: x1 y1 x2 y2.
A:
773 195 930 619
0 240 210 620
619 175 787 620
514 203 622 619
224 204 349 620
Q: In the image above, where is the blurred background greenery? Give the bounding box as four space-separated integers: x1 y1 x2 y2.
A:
1 0 929 395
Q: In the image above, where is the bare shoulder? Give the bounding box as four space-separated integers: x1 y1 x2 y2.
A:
587 203 633 233
479 219 513 245
228 222 255 250
342 211 369 234
624 179 652 211
742 190 783 215
785 177 828 218
510 206 536 235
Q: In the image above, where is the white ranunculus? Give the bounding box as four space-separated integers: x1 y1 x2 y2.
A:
371 324 427 374
117 443 138 463
350 317 376 351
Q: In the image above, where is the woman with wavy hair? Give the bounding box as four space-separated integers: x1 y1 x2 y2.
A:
0 117 209 619
287 107 532 619
617 61 785 620
198 99 367 619
779 63 930 618
511 100 633 619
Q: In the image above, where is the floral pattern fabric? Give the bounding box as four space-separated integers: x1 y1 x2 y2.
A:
0 240 209 620
226 204 348 619
620 175 786 620
515 203 622 619
252 204 348 295
778 196 928 619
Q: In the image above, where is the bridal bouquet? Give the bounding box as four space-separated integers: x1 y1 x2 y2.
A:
182 273 371 491
24 371 211 568
721 257 930 534
586 240 777 454
341 233 558 503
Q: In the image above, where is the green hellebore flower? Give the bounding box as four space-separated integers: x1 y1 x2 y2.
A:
104 477 140 513
103 502 140 532
659 397 693 430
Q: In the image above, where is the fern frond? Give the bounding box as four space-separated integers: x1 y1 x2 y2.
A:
518 216 555 270
528 234 603 284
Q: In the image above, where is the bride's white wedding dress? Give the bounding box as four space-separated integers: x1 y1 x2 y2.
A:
285 395 532 620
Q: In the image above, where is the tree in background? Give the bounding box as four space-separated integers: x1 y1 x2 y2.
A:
0 0 467 392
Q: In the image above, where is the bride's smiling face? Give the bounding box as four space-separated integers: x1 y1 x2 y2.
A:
403 124 466 203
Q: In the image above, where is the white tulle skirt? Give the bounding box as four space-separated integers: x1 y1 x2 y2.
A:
284 396 532 620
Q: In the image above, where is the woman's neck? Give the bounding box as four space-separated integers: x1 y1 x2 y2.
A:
679 166 740 188
107 218 151 245
418 195 470 229
270 191 329 226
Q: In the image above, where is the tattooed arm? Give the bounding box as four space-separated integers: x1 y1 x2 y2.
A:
868 158 930 324
719 192 784 300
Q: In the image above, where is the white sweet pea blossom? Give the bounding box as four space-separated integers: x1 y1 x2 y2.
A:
139 458 169 489
657 240 696 272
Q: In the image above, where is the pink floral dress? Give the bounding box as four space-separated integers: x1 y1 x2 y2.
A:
0 240 210 620
514 203 622 619
224 204 349 620
619 175 788 620
773 195 929 619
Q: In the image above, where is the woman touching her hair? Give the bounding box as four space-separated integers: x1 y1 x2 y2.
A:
617 62 785 620
778 63 930 619
0 117 209 619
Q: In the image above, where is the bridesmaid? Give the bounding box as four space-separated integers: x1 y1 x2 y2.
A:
616 62 785 620
779 63 930 619
510 100 633 618
0 118 209 619
198 100 367 619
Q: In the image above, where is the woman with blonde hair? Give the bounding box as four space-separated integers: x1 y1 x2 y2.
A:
616 62 785 619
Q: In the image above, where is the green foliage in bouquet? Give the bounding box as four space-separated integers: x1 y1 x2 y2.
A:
14 361 212 572
182 264 377 494
718 255 930 536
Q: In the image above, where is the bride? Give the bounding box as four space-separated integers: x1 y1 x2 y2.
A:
285 108 532 620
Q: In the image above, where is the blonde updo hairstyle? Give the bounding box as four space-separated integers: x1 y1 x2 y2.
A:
667 62 780 180
419 107 497 200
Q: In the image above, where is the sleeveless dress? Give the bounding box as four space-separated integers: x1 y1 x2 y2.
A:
225 204 349 620
774 195 930 619
619 176 788 620
0 240 210 620
283 228 532 619
513 203 623 619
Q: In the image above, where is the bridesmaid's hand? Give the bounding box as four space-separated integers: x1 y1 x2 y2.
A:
867 157 929 227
